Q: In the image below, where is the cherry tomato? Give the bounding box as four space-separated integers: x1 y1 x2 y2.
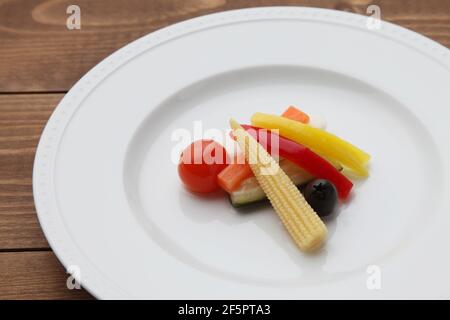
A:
178 140 229 193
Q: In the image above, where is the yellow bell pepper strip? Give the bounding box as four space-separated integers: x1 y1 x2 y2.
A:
251 112 370 177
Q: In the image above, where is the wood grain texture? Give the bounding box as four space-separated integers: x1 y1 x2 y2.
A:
0 94 62 249
0 0 449 92
0 251 93 299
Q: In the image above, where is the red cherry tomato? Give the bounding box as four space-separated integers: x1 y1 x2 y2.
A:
178 140 229 193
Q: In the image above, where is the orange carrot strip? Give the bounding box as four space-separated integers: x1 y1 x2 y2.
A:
217 154 254 193
281 105 310 124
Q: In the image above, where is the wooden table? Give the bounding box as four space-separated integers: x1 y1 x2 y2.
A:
1 0 449 300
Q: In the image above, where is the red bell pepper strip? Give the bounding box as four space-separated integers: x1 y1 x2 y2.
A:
240 125 353 199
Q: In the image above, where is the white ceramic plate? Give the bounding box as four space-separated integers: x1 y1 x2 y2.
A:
33 7 450 299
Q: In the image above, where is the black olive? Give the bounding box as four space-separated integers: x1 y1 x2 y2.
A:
303 179 338 217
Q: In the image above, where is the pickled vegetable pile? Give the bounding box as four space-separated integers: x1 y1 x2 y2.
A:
177 106 370 252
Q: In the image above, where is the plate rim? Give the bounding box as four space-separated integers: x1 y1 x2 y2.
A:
32 6 450 299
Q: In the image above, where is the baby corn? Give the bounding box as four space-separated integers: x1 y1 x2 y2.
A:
230 118 327 252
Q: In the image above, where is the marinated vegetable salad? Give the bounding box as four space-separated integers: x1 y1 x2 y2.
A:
177 106 370 252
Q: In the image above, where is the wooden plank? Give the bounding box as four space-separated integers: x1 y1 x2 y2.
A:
0 94 62 249
0 251 93 299
0 0 449 92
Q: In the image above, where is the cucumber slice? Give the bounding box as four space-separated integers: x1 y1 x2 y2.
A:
229 159 313 207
